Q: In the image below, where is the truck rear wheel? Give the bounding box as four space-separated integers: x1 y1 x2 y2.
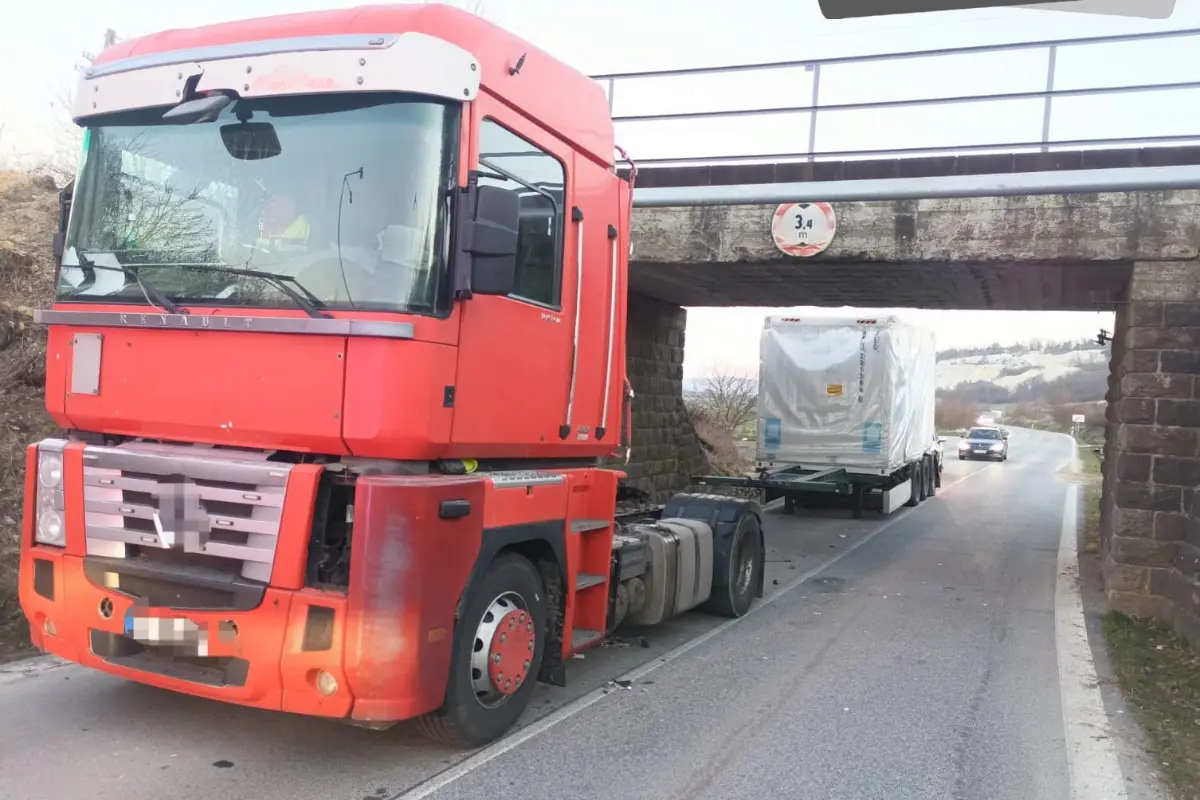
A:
702 513 763 618
905 462 922 507
415 553 547 748
925 455 937 497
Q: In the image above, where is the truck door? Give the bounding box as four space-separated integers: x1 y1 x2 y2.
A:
450 104 574 454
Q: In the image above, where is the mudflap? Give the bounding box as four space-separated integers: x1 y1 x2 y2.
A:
661 493 766 604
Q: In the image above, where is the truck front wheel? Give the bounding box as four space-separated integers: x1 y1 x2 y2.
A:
415 554 547 748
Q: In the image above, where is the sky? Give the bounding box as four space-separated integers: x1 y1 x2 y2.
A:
1 0 1195 376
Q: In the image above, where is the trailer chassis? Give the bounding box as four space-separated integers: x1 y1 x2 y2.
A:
694 455 939 520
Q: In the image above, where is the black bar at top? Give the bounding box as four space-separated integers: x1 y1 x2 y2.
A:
819 0 1081 18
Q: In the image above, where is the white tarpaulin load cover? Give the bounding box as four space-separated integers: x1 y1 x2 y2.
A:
756 314 937 473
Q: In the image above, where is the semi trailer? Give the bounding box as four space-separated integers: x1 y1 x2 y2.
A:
697 315 943 517
17 3 766 748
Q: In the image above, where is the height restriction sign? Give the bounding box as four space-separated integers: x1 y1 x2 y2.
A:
771 202 837 257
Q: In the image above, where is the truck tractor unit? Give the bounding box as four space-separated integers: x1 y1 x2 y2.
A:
17 4 766 747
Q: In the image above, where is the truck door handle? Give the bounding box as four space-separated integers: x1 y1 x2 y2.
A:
439 499 472 520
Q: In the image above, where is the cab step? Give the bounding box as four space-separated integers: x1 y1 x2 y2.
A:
571 518 611 533
575 572 606 591
571 628 603 649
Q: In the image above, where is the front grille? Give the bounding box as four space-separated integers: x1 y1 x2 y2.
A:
82 442 296 583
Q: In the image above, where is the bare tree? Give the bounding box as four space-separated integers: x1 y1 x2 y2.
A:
29 31 121 186
935 396 979 432
692 369 758 437
0 119 10 170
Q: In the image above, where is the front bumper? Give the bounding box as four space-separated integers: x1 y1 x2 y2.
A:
17 441 479 725
20 546 355 718
959 449 1004 460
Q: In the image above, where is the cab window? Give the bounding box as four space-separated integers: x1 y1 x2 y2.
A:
477 119 565 308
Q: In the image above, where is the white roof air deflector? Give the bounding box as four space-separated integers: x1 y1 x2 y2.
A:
74 32 480 121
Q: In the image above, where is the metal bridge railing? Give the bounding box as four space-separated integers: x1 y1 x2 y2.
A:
592 27 1200 167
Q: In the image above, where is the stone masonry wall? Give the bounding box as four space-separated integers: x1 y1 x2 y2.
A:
616 293 711 504
1102 261 1200 643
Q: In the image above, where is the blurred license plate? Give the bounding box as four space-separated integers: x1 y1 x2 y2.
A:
973 449 987 454
125 614 210 654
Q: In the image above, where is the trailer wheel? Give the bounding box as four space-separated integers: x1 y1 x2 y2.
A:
905 462 922 507
702 513 763 618
933 455 942 489
927 455 939 495
414 553 546 748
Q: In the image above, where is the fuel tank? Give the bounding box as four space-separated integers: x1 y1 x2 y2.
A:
626 518 714 626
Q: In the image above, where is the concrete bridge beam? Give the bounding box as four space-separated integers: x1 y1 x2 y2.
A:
630 192 1200 310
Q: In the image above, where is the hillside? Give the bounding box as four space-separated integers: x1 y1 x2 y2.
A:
685 338 1110 405
935 340 1109 405
0 171 60 661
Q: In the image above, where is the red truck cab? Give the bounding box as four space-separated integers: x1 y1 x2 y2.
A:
18 3 765 747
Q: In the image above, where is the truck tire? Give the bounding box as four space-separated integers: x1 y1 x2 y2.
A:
662 493 766 619
414 553 546 748
702 512 764 618
933 455 942 489
927 454 939 496
905 462 922 507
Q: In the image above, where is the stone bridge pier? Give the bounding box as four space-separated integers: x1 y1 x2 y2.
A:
620 187 1200 644
615 293 710 503
1102 264 1200 641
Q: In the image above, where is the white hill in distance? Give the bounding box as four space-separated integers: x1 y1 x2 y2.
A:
684 338 1110 404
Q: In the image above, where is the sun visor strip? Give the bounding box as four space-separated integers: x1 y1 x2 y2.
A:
34 310 415 340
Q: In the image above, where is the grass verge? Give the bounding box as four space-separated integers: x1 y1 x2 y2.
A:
1104 612 1200 799
1079 444 1102 555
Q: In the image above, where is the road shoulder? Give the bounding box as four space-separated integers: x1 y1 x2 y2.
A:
1074 454 1172 800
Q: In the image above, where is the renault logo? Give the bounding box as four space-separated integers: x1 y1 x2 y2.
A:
151 483 211 551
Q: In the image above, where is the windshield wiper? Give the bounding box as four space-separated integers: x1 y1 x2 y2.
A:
141 263 330 319
74 253 186 315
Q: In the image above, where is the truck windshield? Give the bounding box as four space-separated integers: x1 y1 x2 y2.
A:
58 92 459 315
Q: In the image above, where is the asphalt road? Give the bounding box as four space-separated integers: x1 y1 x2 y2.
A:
0 429 1133 800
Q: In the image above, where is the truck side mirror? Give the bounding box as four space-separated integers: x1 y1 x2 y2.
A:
467 184 519 295
52 180 74 261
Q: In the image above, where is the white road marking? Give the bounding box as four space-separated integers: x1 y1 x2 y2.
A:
1055 452 1127 799
394 464 993 800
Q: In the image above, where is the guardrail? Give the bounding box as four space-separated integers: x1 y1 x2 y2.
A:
592 27 1200 166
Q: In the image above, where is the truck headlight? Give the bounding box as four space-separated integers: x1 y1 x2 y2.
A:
34 441 67 547
36 506 65 547
38 453 63 490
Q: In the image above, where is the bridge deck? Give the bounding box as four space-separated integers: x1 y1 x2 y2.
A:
629 145 1200 189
